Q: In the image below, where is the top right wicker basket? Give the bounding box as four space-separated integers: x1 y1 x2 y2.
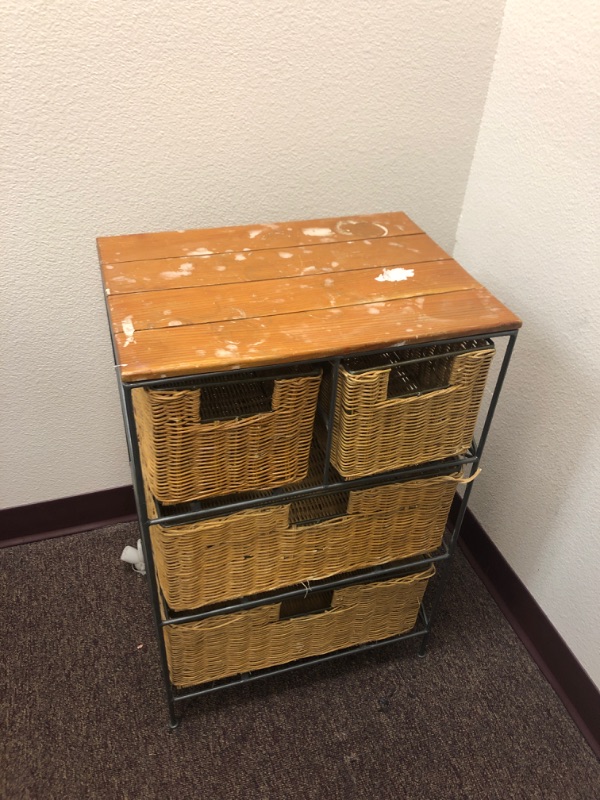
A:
327 339 495 479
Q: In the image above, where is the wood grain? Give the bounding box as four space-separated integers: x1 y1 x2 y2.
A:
107 260 478 334
102 233 448 296
97 211 422 264
115 288 521 381
98 211 522 381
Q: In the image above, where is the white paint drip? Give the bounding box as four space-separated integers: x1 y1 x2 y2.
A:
375 267 415 283
161 262 194 280
122 316 135 347
196 349 206 356
105 288 111 295
168 320 183 326
324 278 334 287
234 254 246 261
371 222 389 237
279 252 293 259
363 240 372 245
367 307 380 314
331 261 339 267
216 265 227 271
187 247 213 256
335 220 357 235
105 264 114 270
301 266 316 274
113 275 136 284
302 227 333 236
215 348 231 358
248 229 262 239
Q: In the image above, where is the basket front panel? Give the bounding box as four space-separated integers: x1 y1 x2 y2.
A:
152 476 454 611
135 374 321 503
164 567 434 686
331 348 495 477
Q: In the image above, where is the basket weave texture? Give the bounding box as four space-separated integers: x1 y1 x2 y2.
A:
150 474 456 611
133 374 321 503
329 344 494 478
163 566 434 688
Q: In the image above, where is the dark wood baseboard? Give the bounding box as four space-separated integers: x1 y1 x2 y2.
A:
0 486 136 548
450 495 600 760
2 486 598 757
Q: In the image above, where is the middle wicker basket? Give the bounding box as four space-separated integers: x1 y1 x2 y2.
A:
150 471 457 612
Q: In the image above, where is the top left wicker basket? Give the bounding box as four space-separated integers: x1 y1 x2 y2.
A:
133 370 322 504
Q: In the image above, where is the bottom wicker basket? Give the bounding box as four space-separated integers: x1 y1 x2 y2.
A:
163 565 435 688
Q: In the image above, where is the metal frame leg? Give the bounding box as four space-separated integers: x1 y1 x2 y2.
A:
417 330 518 657
121 385 179 730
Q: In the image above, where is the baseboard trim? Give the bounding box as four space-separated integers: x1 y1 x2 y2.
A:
451 495 600 760
2 486 598 757
0 486 136 548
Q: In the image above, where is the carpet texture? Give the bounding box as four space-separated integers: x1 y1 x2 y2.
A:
1 524 598 799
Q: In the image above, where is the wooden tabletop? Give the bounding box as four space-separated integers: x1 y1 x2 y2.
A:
97 212 521 382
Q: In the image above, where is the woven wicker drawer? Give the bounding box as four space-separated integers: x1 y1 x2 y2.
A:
132 371 321 503
328 341 495 478
163 566 434 688
151 473 456 612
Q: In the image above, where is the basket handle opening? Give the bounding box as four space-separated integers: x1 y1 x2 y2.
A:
288 492 350 528
198 379 276 422
278 589 334 620
385 352 456 401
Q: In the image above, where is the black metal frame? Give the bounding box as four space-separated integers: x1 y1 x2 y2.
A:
108 318 518 729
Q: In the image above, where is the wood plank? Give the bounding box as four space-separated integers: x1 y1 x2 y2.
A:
108 260 478 334
114 288 521 381
97 211 422 264
102 233 449 296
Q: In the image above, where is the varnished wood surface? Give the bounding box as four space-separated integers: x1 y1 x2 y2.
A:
98 212 521 382
102 233 448 296
97 212 422 265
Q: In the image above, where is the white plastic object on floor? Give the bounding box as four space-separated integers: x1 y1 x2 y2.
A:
120 539 146 576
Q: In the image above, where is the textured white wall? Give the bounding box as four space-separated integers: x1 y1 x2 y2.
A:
1 0 505 507
455 0 600 686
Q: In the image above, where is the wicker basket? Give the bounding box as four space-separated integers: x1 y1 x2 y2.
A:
150 472 456 611
327 341 495 478
163 566 434 688
133 371 321 503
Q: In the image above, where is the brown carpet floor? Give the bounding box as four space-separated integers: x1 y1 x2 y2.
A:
0 523 598 799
